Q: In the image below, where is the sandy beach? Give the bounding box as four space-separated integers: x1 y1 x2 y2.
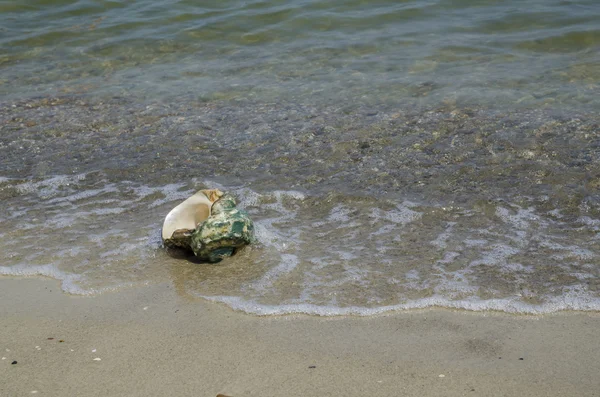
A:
2 1 600 396
2 277 599 397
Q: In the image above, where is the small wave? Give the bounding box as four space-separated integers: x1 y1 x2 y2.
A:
0 264 138 295
200 288 600 316
2 174 599 316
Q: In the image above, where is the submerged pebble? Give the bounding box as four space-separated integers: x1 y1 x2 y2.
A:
1 98 599 316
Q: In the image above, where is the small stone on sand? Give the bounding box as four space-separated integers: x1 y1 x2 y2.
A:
93 357 101 361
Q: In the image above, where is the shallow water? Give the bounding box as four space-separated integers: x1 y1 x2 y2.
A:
1 0 599 110
1 1 599 315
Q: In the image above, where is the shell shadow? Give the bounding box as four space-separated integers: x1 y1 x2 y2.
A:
164 246 212 264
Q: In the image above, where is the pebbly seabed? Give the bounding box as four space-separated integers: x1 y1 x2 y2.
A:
1 96 599 315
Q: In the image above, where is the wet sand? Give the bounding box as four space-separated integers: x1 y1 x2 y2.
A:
2 277 599 396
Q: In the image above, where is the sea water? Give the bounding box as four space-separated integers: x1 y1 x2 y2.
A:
1 0 599 315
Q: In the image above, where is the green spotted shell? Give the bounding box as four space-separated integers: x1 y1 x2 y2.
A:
190 194 255 263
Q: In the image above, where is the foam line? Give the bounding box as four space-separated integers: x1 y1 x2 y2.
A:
200 291 600 316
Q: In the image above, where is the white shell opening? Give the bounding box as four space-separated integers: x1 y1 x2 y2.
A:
161 191 212 241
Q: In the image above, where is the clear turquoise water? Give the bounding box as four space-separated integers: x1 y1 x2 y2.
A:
1 0 599 314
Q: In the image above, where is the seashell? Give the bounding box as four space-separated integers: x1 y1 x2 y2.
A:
162 189 223 249
162 189 254 262
190 194 255 263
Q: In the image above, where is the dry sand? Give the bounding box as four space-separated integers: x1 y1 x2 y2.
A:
1 277 599 397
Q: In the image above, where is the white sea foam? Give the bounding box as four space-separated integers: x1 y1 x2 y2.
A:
464 239 488 247
369 202 422 225
0 264 90 295
2 174 600 316
327 204 352 222
199 290 600 316
430 222 456 249
45 185 120 204
469 244 520 267
499 263 535 274
236 188 305 249
251 253 299 292
13 174 88 197
496 206 536 230
578 216 600 227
